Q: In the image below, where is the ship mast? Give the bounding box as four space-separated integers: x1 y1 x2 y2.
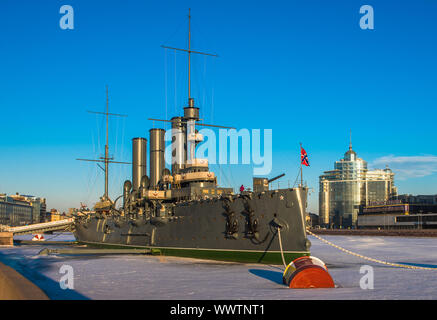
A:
104 86 109 199
77 85 129 201
188 8 191 102
161 8 218 108
152 10 234 173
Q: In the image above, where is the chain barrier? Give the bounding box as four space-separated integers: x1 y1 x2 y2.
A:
306 229 437 271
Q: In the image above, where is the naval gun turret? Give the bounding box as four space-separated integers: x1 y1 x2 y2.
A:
253 173 285 192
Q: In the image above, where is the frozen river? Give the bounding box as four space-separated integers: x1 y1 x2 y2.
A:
1 233 436 300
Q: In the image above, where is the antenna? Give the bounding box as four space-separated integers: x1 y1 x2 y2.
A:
161 9 218 107
188 8 191 101
77 86 130 201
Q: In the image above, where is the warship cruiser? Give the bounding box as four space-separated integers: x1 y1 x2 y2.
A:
74 10 311 264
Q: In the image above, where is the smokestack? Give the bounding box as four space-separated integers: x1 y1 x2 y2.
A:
171 117 186 175
132 137 147 192
149 128 165 188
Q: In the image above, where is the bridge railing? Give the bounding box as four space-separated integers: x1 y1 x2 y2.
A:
7 218 74 234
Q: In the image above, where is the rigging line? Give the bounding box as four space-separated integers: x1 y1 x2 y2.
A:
223 164 233 189
192 57 200 106
95 115 101 158
91 115 103 200
161 19 186 47
164 47 168 130
227 164 237 190
190 19 217 60
120 115 127 182
90 168 99 203
111 118 118 193
116 118 128 198
216 163 230 188
174 50 178 113
293 167 300 188
87 131 97 199
99 111 105 158
277 227 287 268
84 161 99 207
191 18 217 124
194 56 206 110
111 117 120 197
202 55 206 114
210 56 216 126
82 123 99 206
118 117 127 195
100 110 105 157
114 113 119 159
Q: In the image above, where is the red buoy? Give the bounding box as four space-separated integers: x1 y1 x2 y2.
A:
283 256 335 289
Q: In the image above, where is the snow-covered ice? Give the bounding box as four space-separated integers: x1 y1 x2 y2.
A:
1 233 436 299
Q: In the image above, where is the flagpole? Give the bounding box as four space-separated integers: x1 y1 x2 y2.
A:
300 142 303 187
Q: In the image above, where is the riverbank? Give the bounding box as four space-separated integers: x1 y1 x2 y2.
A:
309 228 437 237
0 261 48 300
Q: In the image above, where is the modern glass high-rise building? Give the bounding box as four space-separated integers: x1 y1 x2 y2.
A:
319 143 397 228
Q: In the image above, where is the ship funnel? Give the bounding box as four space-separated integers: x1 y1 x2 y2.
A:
132 137 147 192
149 128 165 188
171 117 186 175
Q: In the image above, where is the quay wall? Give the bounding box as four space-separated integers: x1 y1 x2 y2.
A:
0 261 49 300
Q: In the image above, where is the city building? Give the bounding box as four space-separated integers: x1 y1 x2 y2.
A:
46 209 65 222
319 142 397 228
0 194 33 226
0 193 47 226
357 194 437 229
305 212 319 228
9 194 47 224
393 194 437 205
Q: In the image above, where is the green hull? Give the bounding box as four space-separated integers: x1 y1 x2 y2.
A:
80 241 309 264
156 247 310 264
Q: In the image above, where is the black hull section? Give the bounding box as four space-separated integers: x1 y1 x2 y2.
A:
74 188 311 264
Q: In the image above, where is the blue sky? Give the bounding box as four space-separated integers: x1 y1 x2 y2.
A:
0 0 436 213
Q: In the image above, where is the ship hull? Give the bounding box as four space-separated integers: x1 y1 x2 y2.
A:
74 188 311 264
